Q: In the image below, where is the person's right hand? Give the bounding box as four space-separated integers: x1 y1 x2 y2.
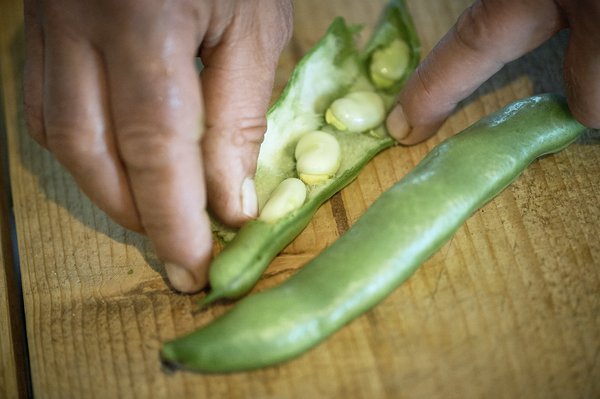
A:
387 0 600 144
24 0 293 293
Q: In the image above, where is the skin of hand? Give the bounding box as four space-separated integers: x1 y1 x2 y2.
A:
387 0 600 144
23 0 293 293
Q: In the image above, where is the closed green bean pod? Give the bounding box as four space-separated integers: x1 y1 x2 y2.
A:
161 94 587 373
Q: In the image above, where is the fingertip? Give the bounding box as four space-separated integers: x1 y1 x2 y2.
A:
386 104 411 142
161 216 213 294
386 102 441 146
150 212 213 294
165 262 208 294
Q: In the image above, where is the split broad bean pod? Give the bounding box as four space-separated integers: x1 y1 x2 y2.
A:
204 0 420 305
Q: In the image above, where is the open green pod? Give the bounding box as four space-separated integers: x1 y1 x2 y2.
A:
204 0 420 305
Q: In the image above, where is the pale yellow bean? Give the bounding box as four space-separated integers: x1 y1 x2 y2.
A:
325 91 385 133
369 39 410 89
259 178 307 223
295 131 341 185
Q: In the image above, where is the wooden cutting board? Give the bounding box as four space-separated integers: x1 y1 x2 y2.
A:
1 0 599 398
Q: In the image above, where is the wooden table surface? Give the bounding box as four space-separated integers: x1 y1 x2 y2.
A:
2 0 600 398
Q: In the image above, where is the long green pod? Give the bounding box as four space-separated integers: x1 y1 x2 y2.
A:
204 0 420 304
162 94 587 373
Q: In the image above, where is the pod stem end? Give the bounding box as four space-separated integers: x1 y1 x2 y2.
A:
197 290 223 308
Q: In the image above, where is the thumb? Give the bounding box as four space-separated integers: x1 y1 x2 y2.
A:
200 1 292 227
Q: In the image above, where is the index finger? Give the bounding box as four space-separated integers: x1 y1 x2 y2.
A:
388 0 565 144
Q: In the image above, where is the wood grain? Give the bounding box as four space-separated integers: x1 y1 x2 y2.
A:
1 0 599 398
1 2 29 397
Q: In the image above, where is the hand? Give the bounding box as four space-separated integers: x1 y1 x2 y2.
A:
23 0 293 293
387 0 600 144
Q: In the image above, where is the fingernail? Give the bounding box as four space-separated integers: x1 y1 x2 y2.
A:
386 104 411 142
165 262 200 294
241 177 258 218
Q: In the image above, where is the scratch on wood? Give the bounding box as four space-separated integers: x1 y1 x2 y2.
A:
330 191 349 236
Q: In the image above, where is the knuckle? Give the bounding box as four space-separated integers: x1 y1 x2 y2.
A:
453 0 516 57
409 64 437 107
23 85 46 146
45 124 102 166
249 0 294 59
206 116 267 148
276 0 294 46
454 5 490 55
236 116 268 146
117 123 183 171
